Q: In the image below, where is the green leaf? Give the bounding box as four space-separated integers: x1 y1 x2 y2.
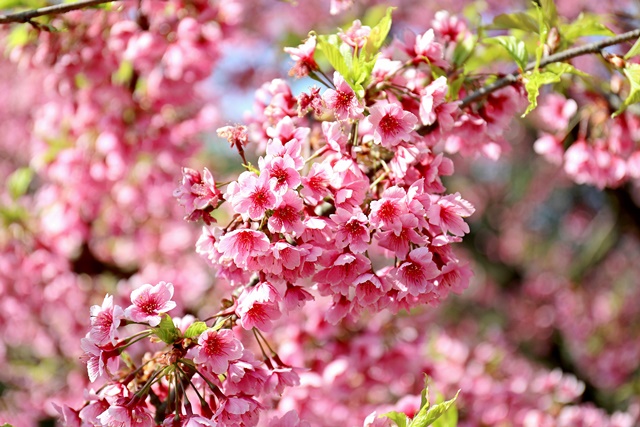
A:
491 12 539 33
419 375 430 409
113 60 134 86
381 411 410 427
7 25 32 49
7 167 33 200
539 0 558 27
362 6 395 59
613 63 640 117
452 35 476 67
545 62 588 77
485 36 528 71
2 423 16 427
561 13 614 43
0 0 45 9
184 321 208 339
152 314 180 344
522 65 570 116
316 34 351 83
410 390 460 427
624 36 640 60
431 398 458 427
448 73 465 100
534 4 549 70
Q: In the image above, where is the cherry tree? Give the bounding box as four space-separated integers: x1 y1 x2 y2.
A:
0 0 639 426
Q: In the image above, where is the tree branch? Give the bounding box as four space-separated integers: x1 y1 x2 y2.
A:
459 28 640 108
0 0 119 24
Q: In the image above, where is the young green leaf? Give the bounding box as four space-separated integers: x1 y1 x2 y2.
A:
431 400 458 427
7 167 33 200
316 34 350 82
485 36 528 71
491 12 539 33
624 36 640 60
561 13 614 43
362 6 395 60
153 314 180 344
612 63 640 117
409 390 460 427
522 65 569 116
452 35 476 67
184 321 208 338
539 0 558 27
381 411 410 427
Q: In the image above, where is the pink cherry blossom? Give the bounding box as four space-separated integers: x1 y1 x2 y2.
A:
427 193 475 236
376 214 427 260
217 229 270 268
395 247 440 297
228 171 277 221
365 102 417 148
194 329 244 374
97 400 154 427
301 161 332 205
80 336 119 383
338 20 371 48
322 72 364 121
420 76 458 131
215 396 262 426
89 294 124 345
124 281 176 326
268 190 305 236
432 10 468 42
284 36 318 78
369 186 408 233
236 282 282 331
260 155 301 196
330 207 371 253
174 167 221 224
414 29 446 67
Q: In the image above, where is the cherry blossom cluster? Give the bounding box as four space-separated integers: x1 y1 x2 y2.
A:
175 15 489 330
262 304 638 427
534 93 640 188
0 0 244 423
58 281 303 427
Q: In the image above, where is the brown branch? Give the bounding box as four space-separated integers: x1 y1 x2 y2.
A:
459 28 640 108
0 0 120 24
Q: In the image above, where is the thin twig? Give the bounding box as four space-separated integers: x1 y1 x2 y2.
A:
0 0 119 24
459 28 640 108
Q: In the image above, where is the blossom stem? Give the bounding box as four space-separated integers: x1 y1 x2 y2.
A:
304 145 329 164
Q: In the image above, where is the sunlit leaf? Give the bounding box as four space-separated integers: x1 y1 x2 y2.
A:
561 13 614 43
624 36 640 60
539 0 558 27
316 34 351 82
491 12 539 33
485 35 528 71
362 6 395 59
7 167 33 200
409 390 460 427
523 65 571 116
153 314 180 344
184 321 208 339
381 411 410 427
613 63 640 117
452 34 476 67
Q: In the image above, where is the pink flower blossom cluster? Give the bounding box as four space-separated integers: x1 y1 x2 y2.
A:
59 282 303 427
534 93 640 188
187 82 475 330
